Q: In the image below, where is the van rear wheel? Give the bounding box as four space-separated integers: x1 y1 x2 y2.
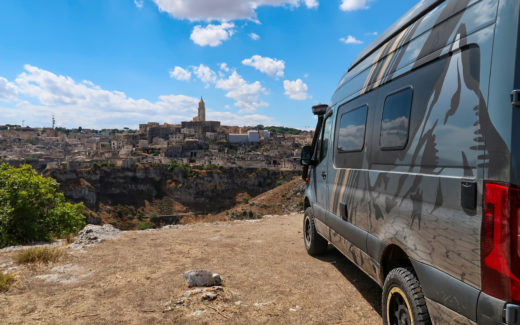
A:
303 207 328 256
382 268 431 325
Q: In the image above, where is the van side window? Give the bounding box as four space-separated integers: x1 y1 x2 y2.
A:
337 106 368 152
319 116 333 162
380 88 413 150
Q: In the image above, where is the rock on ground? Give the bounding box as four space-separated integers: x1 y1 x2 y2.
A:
69 224 122 249
184 270 222 287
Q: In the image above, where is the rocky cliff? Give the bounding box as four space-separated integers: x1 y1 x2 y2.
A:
45 166 299 217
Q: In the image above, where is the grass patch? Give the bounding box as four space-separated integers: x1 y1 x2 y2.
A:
15 247 64 264
65 233 76 244
0 273 15 292
137 222 155 230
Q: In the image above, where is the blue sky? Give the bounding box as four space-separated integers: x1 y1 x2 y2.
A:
0 0 417 129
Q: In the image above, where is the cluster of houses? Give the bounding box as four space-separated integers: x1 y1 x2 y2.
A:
0 99 312 171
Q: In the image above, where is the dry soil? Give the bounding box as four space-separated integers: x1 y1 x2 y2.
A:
0 213 382 324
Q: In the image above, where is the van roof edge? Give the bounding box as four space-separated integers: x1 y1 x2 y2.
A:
348 0 446 73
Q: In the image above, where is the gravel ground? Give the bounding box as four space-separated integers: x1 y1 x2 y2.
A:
0 214 382 324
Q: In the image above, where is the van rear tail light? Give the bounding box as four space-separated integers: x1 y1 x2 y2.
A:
481 182 520 303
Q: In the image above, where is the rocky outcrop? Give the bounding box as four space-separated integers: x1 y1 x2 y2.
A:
46 166 299 215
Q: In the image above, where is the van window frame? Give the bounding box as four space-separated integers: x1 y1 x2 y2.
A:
314 112 333 164
379 86 414 151
336 105 369 154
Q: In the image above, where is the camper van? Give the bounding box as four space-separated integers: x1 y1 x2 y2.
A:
301 0 520 324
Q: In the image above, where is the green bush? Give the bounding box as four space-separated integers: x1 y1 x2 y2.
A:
137 222 155 230
168 161 190 172
23 157 40 164
91 161 115 169
0 163 85 248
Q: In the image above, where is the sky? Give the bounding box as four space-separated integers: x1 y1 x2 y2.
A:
0 0 418 130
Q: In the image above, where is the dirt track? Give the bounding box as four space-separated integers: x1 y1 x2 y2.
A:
0 213 382 324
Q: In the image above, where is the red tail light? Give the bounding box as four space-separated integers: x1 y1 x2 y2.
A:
482 182 520 303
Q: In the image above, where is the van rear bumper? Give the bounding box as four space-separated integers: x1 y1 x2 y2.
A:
428 291 520 325
476 291 520 325
411 260 520 324
504 304 520 325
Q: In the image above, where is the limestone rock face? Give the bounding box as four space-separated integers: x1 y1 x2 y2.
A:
69 224 122 248
47 166 298 214
184 270 222 287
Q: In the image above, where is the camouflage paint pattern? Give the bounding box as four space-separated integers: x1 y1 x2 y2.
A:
307 0 520 315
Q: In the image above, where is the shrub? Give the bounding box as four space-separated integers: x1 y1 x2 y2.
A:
0 163 85 248
91 161 115 169
15 247 64 264
0 273 15 292
168 161 190 172
23 157 40 164
137 222 155 230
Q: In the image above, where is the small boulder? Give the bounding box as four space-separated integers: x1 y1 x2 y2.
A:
184 270 222 287
200 292 218 301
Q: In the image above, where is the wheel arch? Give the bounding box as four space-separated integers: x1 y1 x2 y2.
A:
304 196 311 210
379 244 414 283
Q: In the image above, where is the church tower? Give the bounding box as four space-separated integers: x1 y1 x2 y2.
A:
198 97 206 122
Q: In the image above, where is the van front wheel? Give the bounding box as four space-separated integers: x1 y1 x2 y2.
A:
382 268 431 325
303 208 328 256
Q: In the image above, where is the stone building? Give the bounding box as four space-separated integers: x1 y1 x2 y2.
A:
193 97 206 122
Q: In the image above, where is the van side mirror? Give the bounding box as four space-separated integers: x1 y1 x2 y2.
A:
300 145 314 166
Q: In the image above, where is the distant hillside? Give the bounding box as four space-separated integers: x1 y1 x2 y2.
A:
256 125 302 135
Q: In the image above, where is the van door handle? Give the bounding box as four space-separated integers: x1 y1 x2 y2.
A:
321 171 327 179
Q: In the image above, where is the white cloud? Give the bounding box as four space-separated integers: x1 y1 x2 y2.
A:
216 71 267 113
219 63 230 72
192 64 217 85
366 31 378 36
249 33 260 41
169 66 192 81
340 35 363 44
190 22 235 47
208 111 274 126
283 79 310 100
304 0 319 8
0 65 276 128
134 0 144 8
151 0 318 22
0 77 18 101
1 65 206 128
242 55 285 78
340 0 370 11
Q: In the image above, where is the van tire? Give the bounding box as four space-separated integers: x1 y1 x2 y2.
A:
382 267 431 325
303 207 328 256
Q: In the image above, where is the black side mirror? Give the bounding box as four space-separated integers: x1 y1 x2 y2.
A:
300 145 313 166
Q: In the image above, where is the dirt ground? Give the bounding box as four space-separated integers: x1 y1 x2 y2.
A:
0 213 382 324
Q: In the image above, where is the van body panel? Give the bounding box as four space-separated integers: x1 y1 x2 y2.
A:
426 298 478 325
304 0 520 322
411 259 480 321
330 227 380 283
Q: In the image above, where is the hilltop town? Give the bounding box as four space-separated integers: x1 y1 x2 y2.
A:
0 98 312 171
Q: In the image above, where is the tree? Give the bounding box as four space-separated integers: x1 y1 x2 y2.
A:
0 163 85 247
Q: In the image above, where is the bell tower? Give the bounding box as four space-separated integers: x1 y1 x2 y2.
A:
198 97 206 122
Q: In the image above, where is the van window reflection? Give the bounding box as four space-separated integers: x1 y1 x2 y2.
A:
337 106 368 152
320 116 333 161
380 88 413 149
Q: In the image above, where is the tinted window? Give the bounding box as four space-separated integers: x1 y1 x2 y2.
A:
337 106 368 152
380 88 412 149
320 116 333 162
